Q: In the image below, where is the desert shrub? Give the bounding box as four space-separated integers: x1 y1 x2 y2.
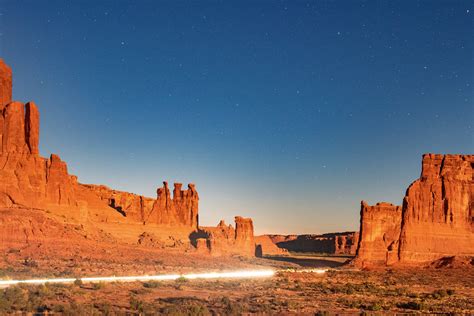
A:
365 302 383 311
22 257 38 268
130 296 156 314
430 289 455 299
91 282 105 290
94 302 113 315
176 276 188 283
161 304 210 316
174 276 189 290
0 286 27 312
143 281 161 288
221 296 244 315
158 297 210 316
397 301 424 310
130 296 145 312
52 304 66 313
63 303 101 316
394 287 408 296
74 278 83 287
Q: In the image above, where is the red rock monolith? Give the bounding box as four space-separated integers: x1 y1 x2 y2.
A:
354 154 474 266
0 59 12 109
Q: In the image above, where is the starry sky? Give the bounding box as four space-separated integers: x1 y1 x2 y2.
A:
0 1 472 234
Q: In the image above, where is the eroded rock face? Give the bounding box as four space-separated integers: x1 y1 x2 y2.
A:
85 184 155 223
149 182 199 228
198 217 256 256
335 232 359 255
0 59 12 108
354 154 474 266
0 153 77 209
355 202 402 266
398 154 474 263
235 216 255 256
25 102 40 155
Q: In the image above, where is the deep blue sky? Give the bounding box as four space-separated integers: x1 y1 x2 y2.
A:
1 1 472 234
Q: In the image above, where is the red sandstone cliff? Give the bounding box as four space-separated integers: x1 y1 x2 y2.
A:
354 154 474 266
149 182 199 227
0 59 12 108
399 154 474 263
197 217 256 257
355 202 402 266
0 58 256 257
255 235 288 256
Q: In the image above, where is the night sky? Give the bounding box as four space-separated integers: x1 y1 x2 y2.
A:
1 1 472 234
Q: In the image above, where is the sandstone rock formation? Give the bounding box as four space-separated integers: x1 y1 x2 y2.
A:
196 217 256 256
0 59 12 108
399 154 474 263
335 232 360 255
266 232 359 255
0 59 256 258
354 154 474 266
255 235 288 257
355 202 402 265
0 59 199 229
149 182 199 227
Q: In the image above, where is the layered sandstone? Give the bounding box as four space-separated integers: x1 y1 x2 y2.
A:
0 101 39 155
355 202 402 266
335 232 360 255
197 217 256 256
354 154 474 266
149 182 199 227
398 154 474 263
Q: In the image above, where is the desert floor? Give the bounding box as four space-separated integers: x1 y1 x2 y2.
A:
1 250 473 315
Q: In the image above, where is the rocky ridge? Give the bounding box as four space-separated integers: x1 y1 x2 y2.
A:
0 59 255 257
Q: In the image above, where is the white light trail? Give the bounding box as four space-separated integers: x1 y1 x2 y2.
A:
0 269 329 288
0 270 275 287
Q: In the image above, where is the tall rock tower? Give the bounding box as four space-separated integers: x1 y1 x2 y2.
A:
0 59 12 109
0 60 40 155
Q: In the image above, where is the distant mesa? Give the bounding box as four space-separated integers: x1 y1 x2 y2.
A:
255 232 359 257
0 58 255 257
